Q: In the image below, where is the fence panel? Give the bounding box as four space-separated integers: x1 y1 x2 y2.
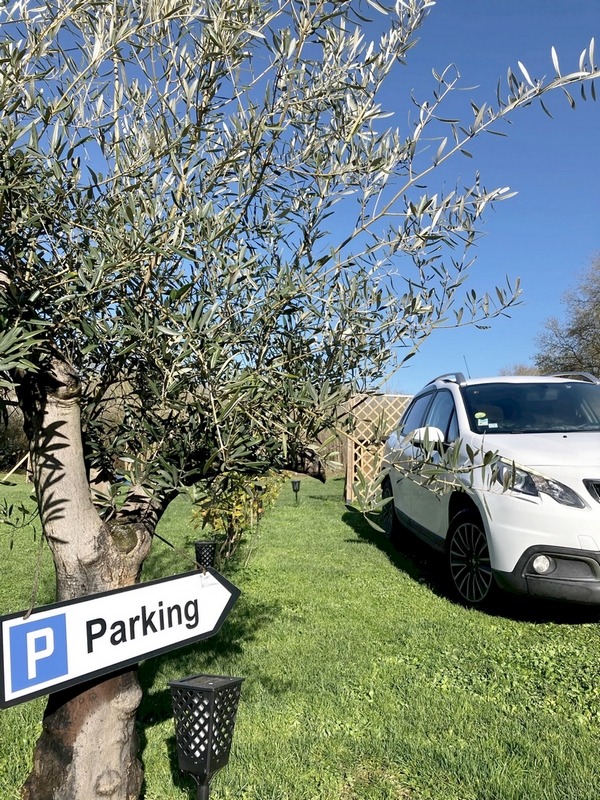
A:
344 394 410 502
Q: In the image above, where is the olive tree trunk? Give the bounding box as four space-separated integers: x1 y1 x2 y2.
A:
18 359 159 800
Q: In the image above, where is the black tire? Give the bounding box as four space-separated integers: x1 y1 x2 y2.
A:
446 509 496 606
380 476 401 541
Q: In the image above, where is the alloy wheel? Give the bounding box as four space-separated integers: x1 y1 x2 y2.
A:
448 516 493 605
380 477 398 539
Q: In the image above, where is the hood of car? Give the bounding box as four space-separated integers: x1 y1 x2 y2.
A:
480 431 600 469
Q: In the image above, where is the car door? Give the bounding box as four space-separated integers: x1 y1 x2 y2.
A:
385 391 435 526
408 389 459 541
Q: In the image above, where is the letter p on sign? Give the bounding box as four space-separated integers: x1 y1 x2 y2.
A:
9 614 68 693
27 627 54 679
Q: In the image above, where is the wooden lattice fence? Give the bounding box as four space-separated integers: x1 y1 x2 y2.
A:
344 393 411 502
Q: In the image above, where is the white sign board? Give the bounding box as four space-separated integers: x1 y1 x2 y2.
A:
0 569 240 708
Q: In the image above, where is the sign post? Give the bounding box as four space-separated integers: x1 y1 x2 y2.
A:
0 569 240 708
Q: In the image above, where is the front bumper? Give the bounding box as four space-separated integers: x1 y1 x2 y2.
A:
494 545 600 604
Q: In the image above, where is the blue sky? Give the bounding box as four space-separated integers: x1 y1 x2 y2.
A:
380 0 600 395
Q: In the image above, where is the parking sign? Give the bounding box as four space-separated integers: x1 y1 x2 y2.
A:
0 569 240 708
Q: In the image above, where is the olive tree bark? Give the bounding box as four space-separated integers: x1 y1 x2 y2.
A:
17 357 161 800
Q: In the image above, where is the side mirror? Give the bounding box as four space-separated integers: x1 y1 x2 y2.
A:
410 426 445 446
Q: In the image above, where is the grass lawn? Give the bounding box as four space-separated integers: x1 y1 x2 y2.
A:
2 473 600 799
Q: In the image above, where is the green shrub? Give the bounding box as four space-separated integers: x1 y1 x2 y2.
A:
0 403 27 471
191 470 286 563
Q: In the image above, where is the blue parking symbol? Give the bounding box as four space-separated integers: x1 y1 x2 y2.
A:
9 614 68 693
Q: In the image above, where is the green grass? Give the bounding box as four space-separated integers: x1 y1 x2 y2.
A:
2 474 600 798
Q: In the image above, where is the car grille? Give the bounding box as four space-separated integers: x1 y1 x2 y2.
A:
584 480 600 503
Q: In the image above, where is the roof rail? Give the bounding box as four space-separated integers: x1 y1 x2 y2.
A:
548 372 600 384
426 372 467 387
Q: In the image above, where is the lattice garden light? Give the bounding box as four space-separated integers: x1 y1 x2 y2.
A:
254 483 265 514
170 674 244 800
194 540 218 571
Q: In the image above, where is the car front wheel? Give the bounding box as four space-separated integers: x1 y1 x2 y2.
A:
447 509 495 606
380 476 400 541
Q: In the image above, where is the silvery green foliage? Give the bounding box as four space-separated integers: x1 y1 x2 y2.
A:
0 0 597 502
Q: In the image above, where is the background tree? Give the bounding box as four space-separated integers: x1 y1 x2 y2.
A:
535 255 600 376
0 1 597 798
499 363 540 376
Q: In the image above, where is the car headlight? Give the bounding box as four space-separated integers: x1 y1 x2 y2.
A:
496 463 586 508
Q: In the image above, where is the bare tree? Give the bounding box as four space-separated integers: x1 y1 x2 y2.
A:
0 1 597 797
499 364 540 376
535 255 600 376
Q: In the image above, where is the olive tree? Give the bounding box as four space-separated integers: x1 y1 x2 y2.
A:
0 1 597 797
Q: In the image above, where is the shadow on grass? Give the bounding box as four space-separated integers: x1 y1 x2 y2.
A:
142 530 201 581
304 493 339 502
487 592 600 625
342 507 445 590
341 507 600 626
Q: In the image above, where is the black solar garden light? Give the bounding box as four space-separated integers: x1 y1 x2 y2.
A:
194 540 218 571
170 673 244 800
254 483 265 512
291 478 301 505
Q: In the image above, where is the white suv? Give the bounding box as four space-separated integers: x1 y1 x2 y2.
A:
382 372 600 606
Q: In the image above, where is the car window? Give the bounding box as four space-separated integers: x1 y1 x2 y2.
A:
398 392 434 435
424 390 457 441
462 381 600 433
447 409 459 442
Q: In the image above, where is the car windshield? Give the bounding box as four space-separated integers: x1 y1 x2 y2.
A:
461 382 600 434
